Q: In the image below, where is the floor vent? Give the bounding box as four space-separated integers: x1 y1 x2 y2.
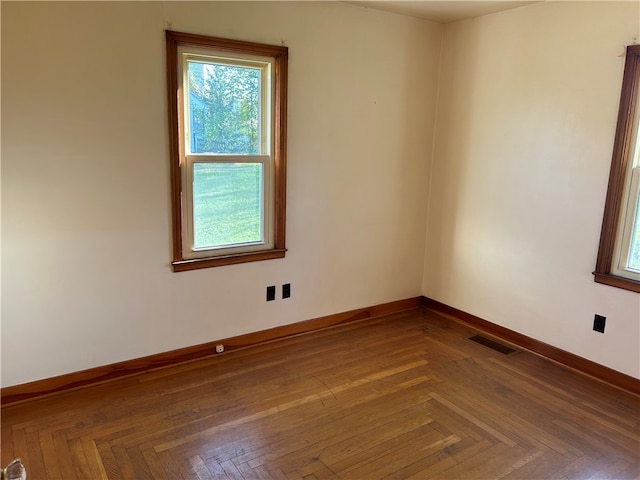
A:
469 335 517 355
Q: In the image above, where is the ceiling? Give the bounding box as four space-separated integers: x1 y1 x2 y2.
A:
347 1 541 24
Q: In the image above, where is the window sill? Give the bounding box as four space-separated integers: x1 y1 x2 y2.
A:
593 272 640 293
173 248 286 272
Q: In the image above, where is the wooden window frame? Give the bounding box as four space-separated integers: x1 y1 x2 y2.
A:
166 31 288 272
594 44 640 293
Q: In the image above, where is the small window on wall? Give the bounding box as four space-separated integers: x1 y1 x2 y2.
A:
166 31 288 272
594 44 640 292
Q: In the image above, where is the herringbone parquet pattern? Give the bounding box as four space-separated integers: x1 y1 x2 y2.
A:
2 308 639 479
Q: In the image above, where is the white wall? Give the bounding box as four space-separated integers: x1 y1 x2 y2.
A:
424 1 640 378
1 2 442 386
4 1 640 388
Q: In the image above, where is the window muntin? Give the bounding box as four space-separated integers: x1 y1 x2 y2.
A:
594 44 640 292
166 31 287 271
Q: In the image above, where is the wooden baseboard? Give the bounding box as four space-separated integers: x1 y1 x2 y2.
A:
6 295 635 405
1 296 423 406
422 296 640 396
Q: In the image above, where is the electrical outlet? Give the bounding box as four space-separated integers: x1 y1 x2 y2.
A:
215 344 224 354
593 314 606 333
282 283 291 299
266 285 276 301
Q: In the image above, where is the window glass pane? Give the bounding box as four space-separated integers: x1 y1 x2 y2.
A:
187 60 261 155
193 163 263 249
628 193 640 271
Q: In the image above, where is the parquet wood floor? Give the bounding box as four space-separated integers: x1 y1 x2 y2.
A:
2 307 639 479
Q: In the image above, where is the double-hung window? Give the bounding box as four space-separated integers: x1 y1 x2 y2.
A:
166 31 288 272
594 45 640 292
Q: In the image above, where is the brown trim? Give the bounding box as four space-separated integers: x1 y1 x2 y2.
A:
1 297 423 406
273 48 288 250
166 31 183 264
594 44 640 292
593 272 640 293
166 31 289 58
172 248 287 271
422 297 640 396
165 31 288 272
